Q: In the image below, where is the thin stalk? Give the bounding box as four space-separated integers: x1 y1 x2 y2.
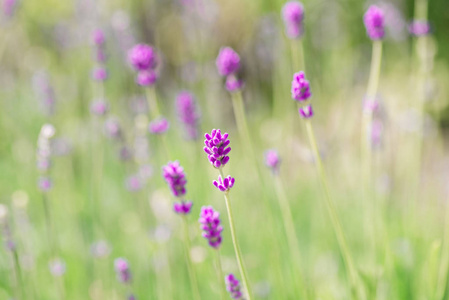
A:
219 169 253 300
304 120 363 299
436 196 449 299
230 91 255 162
215 249 227 300
145 87 161 119
12 248 24 300
290 39 305 72
182 215 201 300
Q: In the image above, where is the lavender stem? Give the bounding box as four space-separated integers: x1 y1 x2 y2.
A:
182 215 201 300
145 87 161 119
215 249 227 300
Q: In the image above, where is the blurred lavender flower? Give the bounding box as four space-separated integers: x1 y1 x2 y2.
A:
199 206 223 248
92 29 105 46
92 67 108 81
409 20 431 36
264 150 281 174
176 91 200 140
226 74 244 93
299 105 313 119
49 258 66 277
90 99 109 116
0 205 16 251
104 117 123 140
136 70 158 86
38 177 52 192
162 161 187 197
90 240 111 258
148 117 169 134
37 124 55 190
128 295 136 300
203 129 231 168
128 44 158 71
225 273 243 299
291 71 311 101
213 175 235 192
216 47 240 76
364 5 385 40
114 257 132 283
126 175 142 192
281 1 305 39
174 200 193 215
32 71 56 116
2 0 18 18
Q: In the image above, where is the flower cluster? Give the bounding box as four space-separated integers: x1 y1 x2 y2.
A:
176 91 200 140
174 200 193 215
216 47 243 92
291 71 313 119
91 29 108 81
128 44 159 87
199 206 223 248
213 175 235 192
409 20 431 37
225 273 243 299
265 149 281 174
203 129 231 168
149 117 169 135
114 257 132 284
162 161 187 198
363 5 385 40
282 1 305 39
36 124 56 192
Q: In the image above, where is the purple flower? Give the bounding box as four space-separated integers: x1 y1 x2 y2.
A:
90 99 109 116
225 273 243 299
104 117 122 139
265 150 281 173
216 47 241 76
38 177 52 192
199 206 223 248
92 29 105 46
136 70 158 86
364 5 385 40
282 1 305 39
149 117 169 134
114 258 132 284
176 91 200 140
162 161 187 198
92 67 108 81
128 44 157 71
298 105 313 119
173 200 193 215
213 175 235 192
203 129 231 168
90 240 111 258
291 71 311 101
2 0 17 18
49 258 66 277
409 20 431 36
225 74 244 92
126 175 142 192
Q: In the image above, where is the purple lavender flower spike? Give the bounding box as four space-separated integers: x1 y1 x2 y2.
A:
92 67 108 81
291 71 311 101
38 177 52 192
265 150 281 174
128 44 157 71
149 117 169 134
90 99 109 116
216 47 241 76
162 161 187 198
225 74 244 92
213 175 235 192
298 105 313 119
203 129 231 168
176 91 200 140
409 20 431 37
282 1 305 39
364 5 385 40
199 206 223 248
136 70 158 86
92 29 105 46
114 257 132 284
225 273 243 299
174 200 193 215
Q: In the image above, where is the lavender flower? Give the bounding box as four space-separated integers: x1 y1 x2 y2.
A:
282 1 305 39
225 74 244 92
0 205 15 252
92 29 105 46
32 71 56 116
90 99 109 116
92 67 108 81
199 206 223 248
364 5 385 40
216 47 241 76
409 20 431 36
149 117 169 134
265 150 281 173
136 70 158 86
162 161 187 198
174 200 193 215
225 273 243 299
104 117 122 139
128 44 158 71
203 129 231 168
176 91 200 140
114 257 132 283
38 177 52 192
126 175 142 192
298 105 313 119
90 240 111 258
291 71 311 102
49 258 66 277
2 0 17 18
213 175 235 192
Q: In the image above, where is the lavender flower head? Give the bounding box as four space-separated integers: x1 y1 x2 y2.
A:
162 161 187 198
176 91 200 140
199 206 223 248
149 117 169 134
216 47 241 76
2 0 18 18
92 29 105 46
92 67 108 81
203 129 231 168
90 99 109 116
409 20 431 36
299 105 313 119
226 273 243 299
174 200 193 215
213 175 235 192
282 1 305 39
136 70 158 86
291 71 311 102
38 176 52 192
265 150 281 173
364 5 385 40
226 74 244 92
128 44 157 71
114 257 132 283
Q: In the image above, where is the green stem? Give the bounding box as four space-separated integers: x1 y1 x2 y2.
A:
304 120 362 299
290 39 305 72
219 169 253 300
12 248 24 300
145 87 161 119
215 249 227 300
182 215 201 300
